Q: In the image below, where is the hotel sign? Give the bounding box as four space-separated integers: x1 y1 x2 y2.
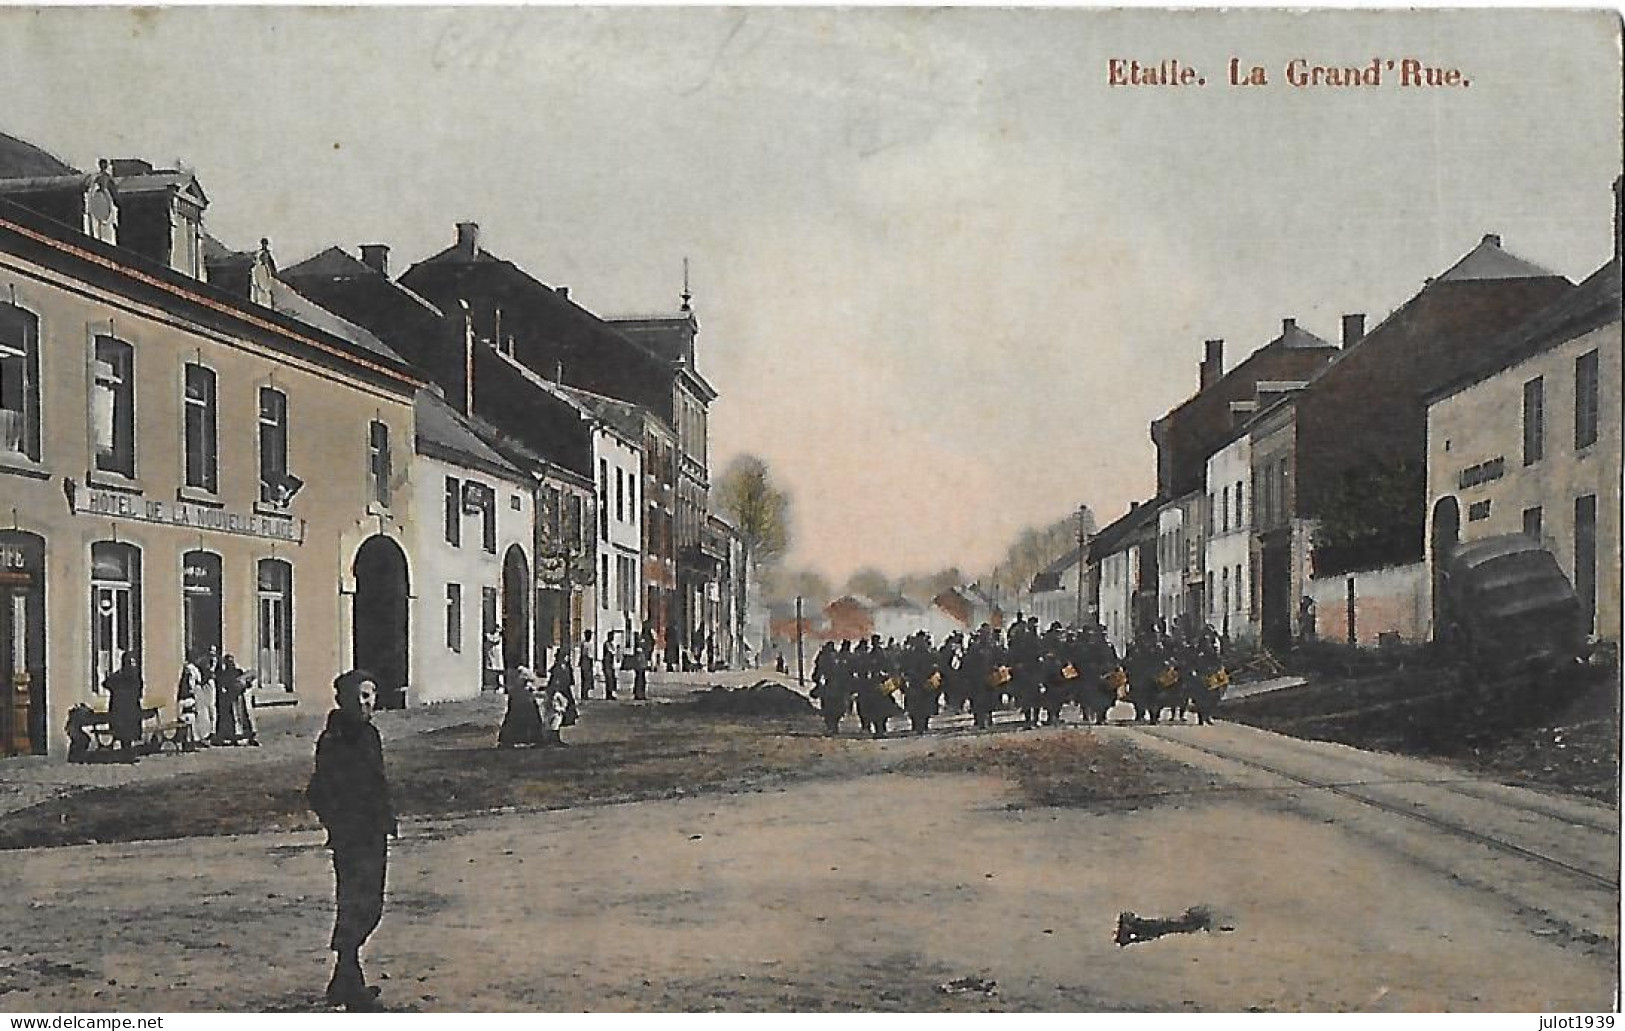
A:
75 488 304 544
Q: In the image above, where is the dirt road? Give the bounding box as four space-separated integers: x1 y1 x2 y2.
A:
2 712 1616 1012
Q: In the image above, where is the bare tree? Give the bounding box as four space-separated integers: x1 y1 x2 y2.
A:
716 454 792 569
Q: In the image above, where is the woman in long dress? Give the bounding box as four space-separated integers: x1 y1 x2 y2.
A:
497 668 547 747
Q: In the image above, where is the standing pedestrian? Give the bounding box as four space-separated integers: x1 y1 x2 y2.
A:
220 655 260 746
103 653 144 764
601 630 619 700
307 670 395 1011
174 652 205 751
577 630 596 700
631 632 649 701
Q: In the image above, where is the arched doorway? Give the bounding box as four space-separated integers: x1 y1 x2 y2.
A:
501 546 530 671
0 531 45 756
353 535 409 709
1430 496 1461 644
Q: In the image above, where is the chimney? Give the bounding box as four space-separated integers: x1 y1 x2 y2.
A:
1614 176 1623 262
1482 233 1501 248
458 299 474 417
556 286 570 300
1281 317 1297 334
1199 338 1224 389
359 244 389 276
1341 313 1366 350
455 222 479 257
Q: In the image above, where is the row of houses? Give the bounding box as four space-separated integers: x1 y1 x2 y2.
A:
1035 182 1621 657
0 130 753 758
765 585 1006 660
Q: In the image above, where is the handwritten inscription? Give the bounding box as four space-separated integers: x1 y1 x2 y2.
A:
1108 57 1471 90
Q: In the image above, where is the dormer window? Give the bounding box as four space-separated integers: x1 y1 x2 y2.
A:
83 162 118 245
171 203 203 279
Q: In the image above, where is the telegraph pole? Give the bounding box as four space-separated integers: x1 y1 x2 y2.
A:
1075 505 1089 628
794 595 806 687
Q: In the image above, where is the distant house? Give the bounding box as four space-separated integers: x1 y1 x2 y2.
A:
1088 500 1160 653
824 596 875 642
1028 545 1087 628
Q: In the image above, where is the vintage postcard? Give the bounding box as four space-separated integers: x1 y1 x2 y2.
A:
0 4 1619 1017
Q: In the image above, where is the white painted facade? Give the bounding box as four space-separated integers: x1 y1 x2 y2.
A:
410 445 534 705
1097 547 1137 655
1205 432 1255 644
589 422 643 648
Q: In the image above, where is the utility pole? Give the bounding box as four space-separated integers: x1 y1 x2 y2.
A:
794 595 806 687
1075 505 1089 628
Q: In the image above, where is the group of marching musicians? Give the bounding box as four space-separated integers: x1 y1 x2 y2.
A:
808 614 1231 738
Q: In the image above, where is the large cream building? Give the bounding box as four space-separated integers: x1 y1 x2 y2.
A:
1425 255 1621 647
0 171 421 756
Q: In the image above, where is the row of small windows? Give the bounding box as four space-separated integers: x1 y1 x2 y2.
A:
1 303 390 508
90 542 294 695
598 458 639 543
1522 351 1601 466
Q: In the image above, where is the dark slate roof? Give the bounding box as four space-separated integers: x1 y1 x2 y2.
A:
0 132 79 178
1430 257 1622 403
1089 501 1159 558
558 384 647 443
284 245 374 279
1031 544 1086 593
414 390 524 482
281 245 442 315
269 277 407 365
1437 234 1561 283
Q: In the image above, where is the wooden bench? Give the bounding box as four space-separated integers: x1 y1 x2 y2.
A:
79 706 192 753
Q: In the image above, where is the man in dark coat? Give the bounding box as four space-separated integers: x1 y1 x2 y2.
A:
103 654 143 763
811 642 843 735
308 669 396 1010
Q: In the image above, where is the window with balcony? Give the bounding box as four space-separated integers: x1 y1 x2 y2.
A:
92 336 134 477
258 388 291 505
0 304 40 462
183 364 218 493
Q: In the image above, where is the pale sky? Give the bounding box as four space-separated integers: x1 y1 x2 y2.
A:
1 7 1619 583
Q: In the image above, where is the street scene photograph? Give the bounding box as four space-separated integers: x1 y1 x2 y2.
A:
0 4 1619 1016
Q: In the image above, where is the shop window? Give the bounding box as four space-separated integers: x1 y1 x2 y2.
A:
257 560 293 692
368 420 392 507
92 336 135 477
0 304 41 461
91 541 141 692
184 364 218 492
182 551 222 664
258 388 292 505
